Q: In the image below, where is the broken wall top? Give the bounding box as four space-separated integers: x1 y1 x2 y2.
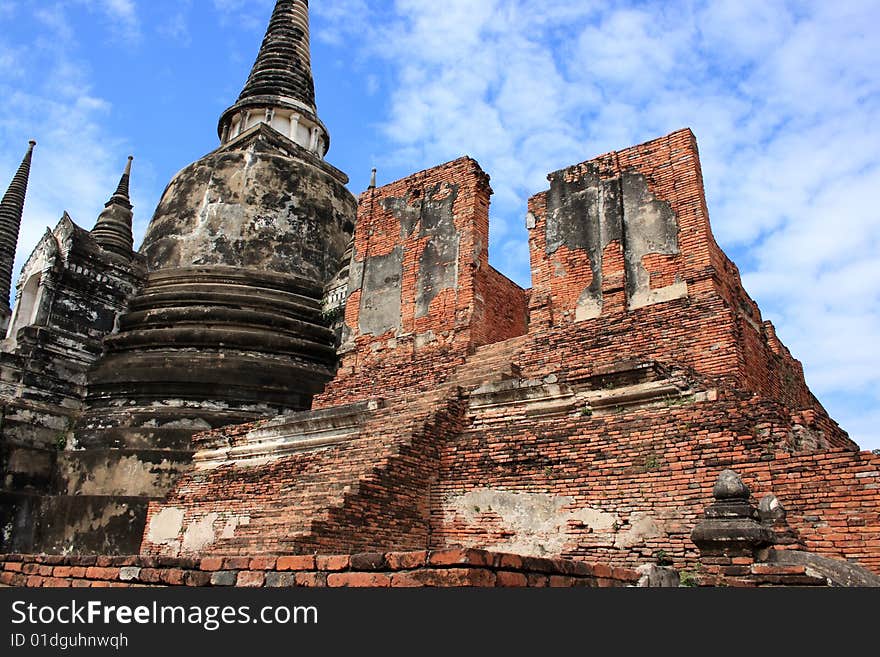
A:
322 128 841 433
330 156 526 401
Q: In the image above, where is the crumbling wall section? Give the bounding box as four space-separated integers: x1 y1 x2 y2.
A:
0 214 147 555
527 131 696 326
525 129 846 437
472 265 528 348
317 157 526 408
432 388 880 573
139 389 464 557
1 215 145 434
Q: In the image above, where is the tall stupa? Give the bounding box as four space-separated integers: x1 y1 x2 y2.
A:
83 0 357 435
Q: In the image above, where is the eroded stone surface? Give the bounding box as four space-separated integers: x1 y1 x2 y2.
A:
445 489 620 556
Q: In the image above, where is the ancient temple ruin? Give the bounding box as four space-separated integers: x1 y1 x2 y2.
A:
1 0 878 588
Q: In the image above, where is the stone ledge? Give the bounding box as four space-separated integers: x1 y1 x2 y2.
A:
0 549 642 588
193 399 384 469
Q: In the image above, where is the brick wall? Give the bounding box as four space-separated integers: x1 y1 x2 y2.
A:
0 549 640 588
431 390 880 573
316 157 526 408
527 130 703 328
524 128 848 442
319 130 841 431
140 389 466 557
472 265 528 348
135 128 873 579
510 311 853 451
143 354 879 574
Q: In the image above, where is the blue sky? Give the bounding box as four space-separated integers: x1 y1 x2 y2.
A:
0 0 878 449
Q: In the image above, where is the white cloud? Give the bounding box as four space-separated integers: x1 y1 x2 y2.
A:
99 0 136 24
158 10 191 45
311 0 369 44
212 0 273 31
316 0 880 449
0 0 876 450
71 0 141 43
0 2 139 296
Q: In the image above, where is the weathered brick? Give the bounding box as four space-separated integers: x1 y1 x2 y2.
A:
265 572 297 588
199 557 224 572
210 571 237 587
183 571 212 587
248 557 277 571
294 572 326 588
85 567 118 581
160 569 186 586
349 553 386 571
316 555 349 572
327 572 391 588
236 571 265 588
496 572 528 588
276 556 316 572
386 551 427 571
750 564 807 576
428 549 493 567
495 554 523 570
391 568 495 587
389 572 424 588
526 574 549 587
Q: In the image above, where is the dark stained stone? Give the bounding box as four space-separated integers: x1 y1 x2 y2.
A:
0 141 36 312
713 469 750 501
237 1 316 110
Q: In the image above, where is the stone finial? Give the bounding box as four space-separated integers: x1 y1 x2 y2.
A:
691 470 773 560
369 168 377 189
713 469 750 500
236 1 315 109
91 156 135 257
0 140 37 318
758 493 803 549
217 0 328 153
106 156 134 210
758 494 785 522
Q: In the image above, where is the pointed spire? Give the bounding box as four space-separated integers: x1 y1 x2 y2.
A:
238 0 315 110
0 140 36 314
91 156 135 257
217 1 330 156
107 155 133 209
